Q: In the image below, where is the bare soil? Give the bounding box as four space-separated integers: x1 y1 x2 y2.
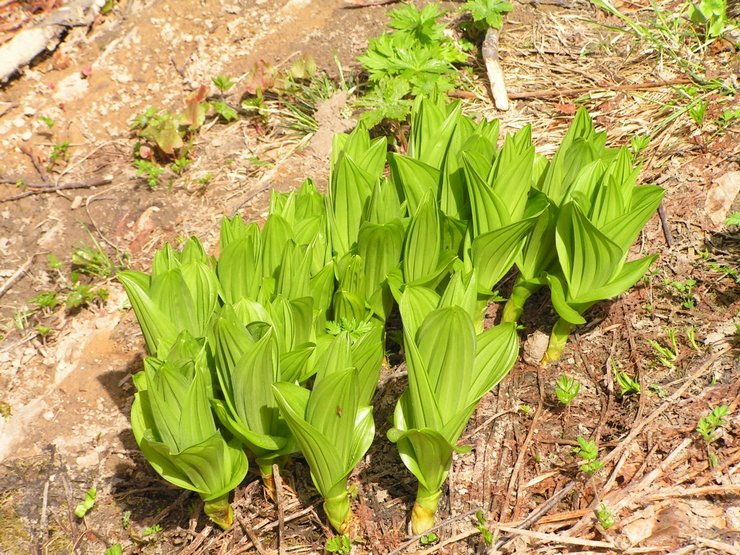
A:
0 0 738 554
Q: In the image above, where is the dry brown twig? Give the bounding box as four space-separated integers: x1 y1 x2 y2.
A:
0 254 34 298
273 463 286 555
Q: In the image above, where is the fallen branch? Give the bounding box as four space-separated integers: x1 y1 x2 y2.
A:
482 26 509 110
0 0 103 83
0 177 112 202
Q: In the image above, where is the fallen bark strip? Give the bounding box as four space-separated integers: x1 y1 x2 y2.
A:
0 0 103 83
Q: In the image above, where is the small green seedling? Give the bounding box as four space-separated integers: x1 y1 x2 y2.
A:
665 278 697 309
325 535 351 554
196 172 214 187
72 244 115 278
573 436 603 475
122 510 131 529
35 324 52 340
476 509 494 546
171 155 192 174
519 403 533 415
74 487 97 518
686 326 701 352
555 375 581 406
30 291 60 310
697 405 728 444
212 74 235 93
697 404 729 468
48 141 70 169
612 360 640 396
66 282 107 310
39 115 55 129
648 328 679 369
649 383 667 398
104 545 123 555
419 533 439 545
725 212 740 226
212 101 239 122
141 523 162 537
596 502 615 529
461 0 514 31
134 159 165 188
688 99 708 127
629 134 650 155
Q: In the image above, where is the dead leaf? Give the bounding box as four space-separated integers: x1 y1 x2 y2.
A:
705 171 740 227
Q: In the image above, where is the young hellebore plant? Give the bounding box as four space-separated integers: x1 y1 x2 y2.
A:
130 332 248 529
498 109 664 363
209 302 310 495
118 237 220 357
389 306 519 533
272 325 383 533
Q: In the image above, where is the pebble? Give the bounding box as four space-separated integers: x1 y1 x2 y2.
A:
23 106 36 116
21 131 32 141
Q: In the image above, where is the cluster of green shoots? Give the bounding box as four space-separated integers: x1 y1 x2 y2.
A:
131 76 239 188
121 97 662 538
357 1 512 127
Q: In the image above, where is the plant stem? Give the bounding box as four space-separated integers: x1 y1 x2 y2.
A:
259 463 276 500
541 318 577 365
411 485 442 534
203 493 233 530
501 278 542 323
324 489 352 533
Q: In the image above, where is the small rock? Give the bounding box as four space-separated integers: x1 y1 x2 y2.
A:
23 106 36 116
70 196 83 210
42 410 55 421
523 331 548 364
76 451 100 468
13 117 24 128
21 131 32 141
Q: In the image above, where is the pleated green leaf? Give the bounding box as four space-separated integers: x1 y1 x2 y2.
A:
555 201 623 299
388 154 440 216
118 271 178 356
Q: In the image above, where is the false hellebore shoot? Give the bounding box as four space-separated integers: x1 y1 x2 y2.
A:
120 98 661 535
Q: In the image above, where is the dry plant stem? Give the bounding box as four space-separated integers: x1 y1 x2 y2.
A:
502 371 544 521
496 346 730 549
272 463 285 555
482 26 509 111
644 484 740 501
495 525 616 548
568 436 693 537
507 77 692 100
695 536 740 555
236 513 268 555
387 510 480 555
0 254 34 299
